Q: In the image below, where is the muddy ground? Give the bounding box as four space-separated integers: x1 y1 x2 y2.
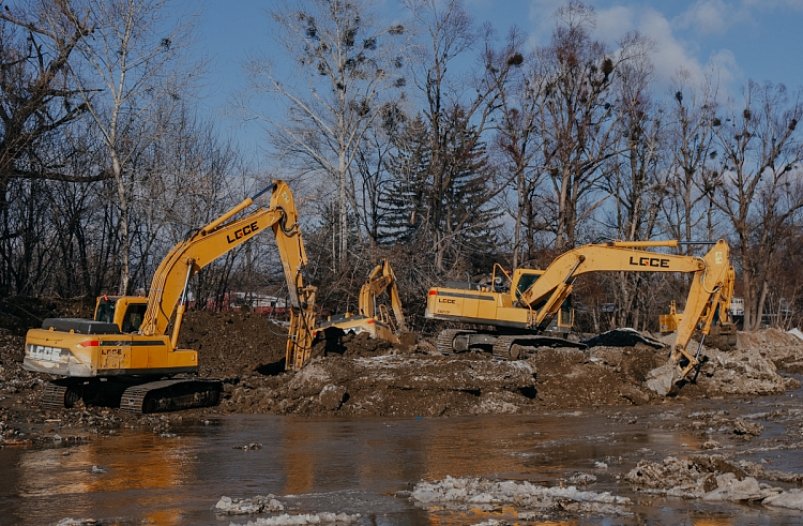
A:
1 309 802 449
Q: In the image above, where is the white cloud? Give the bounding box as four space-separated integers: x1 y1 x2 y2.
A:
677 0 732 35
595 5 636 42
526 0 567 44
638 8 706 87
708 48 742 87
522 1 741 97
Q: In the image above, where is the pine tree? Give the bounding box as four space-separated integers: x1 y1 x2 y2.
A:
379 108 501 274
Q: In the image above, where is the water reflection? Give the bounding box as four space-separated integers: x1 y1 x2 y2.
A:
0 402 800 525
12 433 199 525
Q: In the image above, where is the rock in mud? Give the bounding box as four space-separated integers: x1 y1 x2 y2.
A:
411 476 631 517
215 495 285 514
232 512 361 525
644 362 680 396
318 384 347 410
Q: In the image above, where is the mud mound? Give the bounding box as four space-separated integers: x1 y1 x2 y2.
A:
223 354 540 417
178 311 289 377
694 346 799 395
527 346 663 407
738 328 802 348
735 329 803 373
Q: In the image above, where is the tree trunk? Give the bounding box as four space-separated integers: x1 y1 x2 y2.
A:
111 152 130 296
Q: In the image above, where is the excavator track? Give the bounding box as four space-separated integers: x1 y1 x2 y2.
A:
492 335 522 359
436 329 469 355
119 378 222 414
493 334 586 360
41 382 81 410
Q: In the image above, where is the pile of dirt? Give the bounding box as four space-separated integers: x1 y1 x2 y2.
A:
737 329 803 373
178 311 290 377
528 345 664 407
222 353 539 417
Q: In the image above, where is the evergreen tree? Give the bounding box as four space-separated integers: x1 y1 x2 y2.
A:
379 107 501 274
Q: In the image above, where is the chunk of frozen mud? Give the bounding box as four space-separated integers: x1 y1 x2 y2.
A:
732 418 763 437
215 495 285 514
411 476 631 516
567 472 597 485
763 489 803 511
644 362 680 396
231 512 361 525
702 473 771 502
626 455 787 504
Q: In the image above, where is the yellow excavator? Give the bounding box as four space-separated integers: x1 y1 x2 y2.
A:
23 180 316 413
317 259 408 344
426 239 735 388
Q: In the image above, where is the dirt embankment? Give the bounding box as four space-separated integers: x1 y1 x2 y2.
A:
1 309 802 447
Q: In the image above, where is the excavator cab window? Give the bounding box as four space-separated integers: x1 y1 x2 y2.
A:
122 303 147 333
515 273 540 299
95 299 116 324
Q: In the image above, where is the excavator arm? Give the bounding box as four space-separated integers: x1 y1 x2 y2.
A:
516 239 733 382
358 259 408 332
139 179 316 370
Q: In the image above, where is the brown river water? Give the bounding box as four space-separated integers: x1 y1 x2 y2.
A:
1 384 802 526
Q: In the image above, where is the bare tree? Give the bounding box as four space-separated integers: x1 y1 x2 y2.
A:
491 29 541 268
0 0 97 294
255 0 406 271
69 0 190 295
661 79 721 249
532 1 621 251
0 0 94 186
599 33 666 329
713 81 803 329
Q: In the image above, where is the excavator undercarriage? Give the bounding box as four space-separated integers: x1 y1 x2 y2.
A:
41 377 222 414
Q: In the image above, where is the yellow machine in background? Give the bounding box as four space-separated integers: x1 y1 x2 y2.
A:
318 259 408 344
659 266 737 349
426 240 735 385
23 180 316 413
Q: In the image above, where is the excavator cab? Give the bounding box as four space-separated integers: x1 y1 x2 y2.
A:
94 296 148 333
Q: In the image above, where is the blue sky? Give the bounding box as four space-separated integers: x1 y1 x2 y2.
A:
182 0 803 165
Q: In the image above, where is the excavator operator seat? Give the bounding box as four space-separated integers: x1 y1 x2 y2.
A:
122 303 147 333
